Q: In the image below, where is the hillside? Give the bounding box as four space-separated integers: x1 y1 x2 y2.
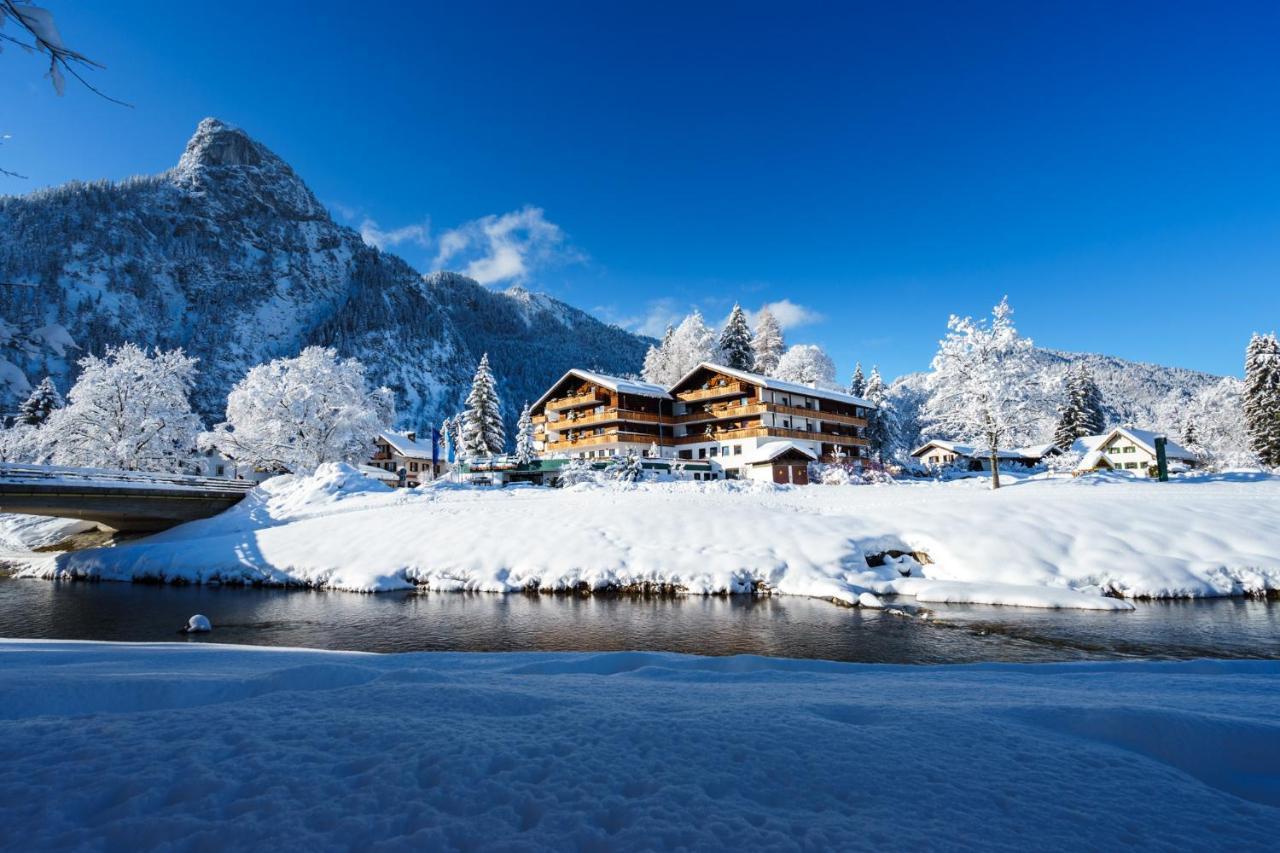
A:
0 118 649 434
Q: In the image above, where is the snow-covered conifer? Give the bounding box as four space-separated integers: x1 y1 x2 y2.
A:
514 403 536 466
773 344 837 387
920 297 1040 489
718 304 754 370
42 343 202 472
848 363 866 398
462 353 505 457
1243 332 1280 466
641 326 675 385
1052 363 1105 450
606 452 644 483
203 346 394 474
862 366 898 462
556 456 598 487
752 307 785 375
18 377 63 426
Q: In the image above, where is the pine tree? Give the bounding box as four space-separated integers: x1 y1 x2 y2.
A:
462 353 505 458
752 307 785 375
606 452 644 483
641 326 675 385
1243 332 1280 466
514 403 536 466
1052 362 1105 450
848 363 866 398
18 377 63 426
718 304 754 370
862 366 897 462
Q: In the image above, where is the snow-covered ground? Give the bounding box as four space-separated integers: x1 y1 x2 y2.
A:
10 464 1280 609
1 640 1277 850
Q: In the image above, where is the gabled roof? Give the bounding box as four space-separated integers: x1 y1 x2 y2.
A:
1014 442 1059 460
671 362 875 408
378 431 434 460
531 369 671 411
1071 427 1196 462
910 439 1028 460
742 440 819 465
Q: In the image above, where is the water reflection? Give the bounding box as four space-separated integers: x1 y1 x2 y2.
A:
0 578 1276 663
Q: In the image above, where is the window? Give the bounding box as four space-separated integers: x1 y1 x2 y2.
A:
698 448 707 459
678 450 692 460
733 445 742 456
721 446 730 456
215 464 225 476
709 447 718 457
1125 446 1136 454
1125 462 1139 470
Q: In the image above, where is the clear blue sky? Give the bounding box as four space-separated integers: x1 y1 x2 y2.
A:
3 1 1278 380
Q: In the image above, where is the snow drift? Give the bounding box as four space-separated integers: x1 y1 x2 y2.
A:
13 464 1280 609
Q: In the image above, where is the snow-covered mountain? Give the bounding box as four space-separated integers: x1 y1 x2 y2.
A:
0 118 649 434
890 347 1240 457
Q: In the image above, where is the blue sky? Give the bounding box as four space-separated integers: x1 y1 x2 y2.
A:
3 1 1279 380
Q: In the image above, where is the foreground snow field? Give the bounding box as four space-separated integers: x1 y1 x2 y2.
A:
0 641 1277 851
11 465 1280 609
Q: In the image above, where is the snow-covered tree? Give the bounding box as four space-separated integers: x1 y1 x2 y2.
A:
718 304 754 370
41 343 202 472
1052 362 1106 449
203 346 394 474
773 344 837 387
647 441 661 458
606 452 644 483
18 376 62 426
668 311 720 378
920 297 1040 489
462 353 505 458
0 421 44 462
513 403 536 466
848 363 866 398
862 366 898 462
1243 332 1280 466
556 456 599 487
641 325 675 385
752 307 785 375
1182 377 1255 469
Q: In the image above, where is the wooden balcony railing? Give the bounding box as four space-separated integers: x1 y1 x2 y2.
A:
676 402 767 424
769 403 868 427
674 381 750 403
673 426 870 446
543 430 657 452
542 408 670 430
545 389 607 411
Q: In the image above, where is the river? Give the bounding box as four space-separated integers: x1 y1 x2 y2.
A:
1 577 1277 662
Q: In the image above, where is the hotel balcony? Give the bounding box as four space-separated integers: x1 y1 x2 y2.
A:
545 389 608 411
542 429 658 453
674 381 750 404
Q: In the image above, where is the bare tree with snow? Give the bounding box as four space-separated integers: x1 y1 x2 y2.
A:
203 346 394 474
773 344 837 387
920 297 1039 489
39 343 202 472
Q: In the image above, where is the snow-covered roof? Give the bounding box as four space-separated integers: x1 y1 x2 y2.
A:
532 369 671 410
675 363 875 409
1071 427 1196 462
1014 442 1059 460
741 440 818 465
1077 449 1108 470
356 464 400 482
910 440 1028 460
377 431 434 460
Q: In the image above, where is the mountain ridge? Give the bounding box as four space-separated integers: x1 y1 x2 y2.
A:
0 118 650 434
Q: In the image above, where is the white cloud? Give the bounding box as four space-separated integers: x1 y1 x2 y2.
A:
432 206 580 286
359 218 431 251
596 298 685 339
748 299 824 330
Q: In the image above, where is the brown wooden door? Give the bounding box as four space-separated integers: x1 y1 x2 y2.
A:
773 464 788 484
791 464 809 485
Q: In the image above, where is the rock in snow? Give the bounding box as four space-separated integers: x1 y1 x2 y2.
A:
857 592 884 609
14 464 1280 608
184 615 212 633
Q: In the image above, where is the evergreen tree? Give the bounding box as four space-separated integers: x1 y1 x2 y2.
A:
18 376 63 426
462 353 505 458
862 366 897 462
641 326 675 385
1244 332 1280 466
606 452 644 483
718 304 754 370
752 307 785 375
1052 362 1106 450
514 403 536 466
848 363 866 398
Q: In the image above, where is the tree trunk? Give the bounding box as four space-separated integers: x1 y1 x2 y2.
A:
989 449 1001 490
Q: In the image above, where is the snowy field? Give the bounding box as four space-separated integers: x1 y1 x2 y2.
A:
8 464 1280 609
0 640 1277 851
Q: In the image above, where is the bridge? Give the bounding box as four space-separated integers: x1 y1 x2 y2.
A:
0 463 258 532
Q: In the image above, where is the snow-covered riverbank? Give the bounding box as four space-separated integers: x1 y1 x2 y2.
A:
1 640 1277 850
9 464 1280 609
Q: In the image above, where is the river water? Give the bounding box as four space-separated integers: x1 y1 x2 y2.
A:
1 578 1277 662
